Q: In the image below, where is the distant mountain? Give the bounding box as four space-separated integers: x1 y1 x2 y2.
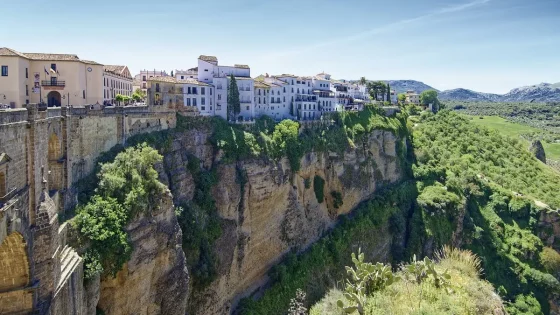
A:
440 82 560 103
384 80 438 94
439 88 501 102
501 83 560 102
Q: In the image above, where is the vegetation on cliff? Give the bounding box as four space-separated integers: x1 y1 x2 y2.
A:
311 247 504 315
239 110 560 315
73 144 166 279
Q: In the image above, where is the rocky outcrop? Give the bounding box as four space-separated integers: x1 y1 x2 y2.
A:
94 190 189 315
530 140 547 163
160 128 405 314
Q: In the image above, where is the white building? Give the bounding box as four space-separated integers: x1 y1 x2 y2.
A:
332 81 350 111
312 73 335 113
175 67 198 80
178 78 214 115
134 69 169 94
103 65 133 105
197 55 254 120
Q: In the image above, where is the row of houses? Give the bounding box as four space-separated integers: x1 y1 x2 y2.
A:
0 47 134 108
145 55 383 121
0 48 408 121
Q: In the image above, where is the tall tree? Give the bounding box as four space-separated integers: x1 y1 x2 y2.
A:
359 77 367 86
171 70 174 77
228 74 241 120
420 90 439 106
398 93 407 105
386 83 391 103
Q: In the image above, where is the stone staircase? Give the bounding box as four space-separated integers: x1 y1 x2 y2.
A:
54 245 82 296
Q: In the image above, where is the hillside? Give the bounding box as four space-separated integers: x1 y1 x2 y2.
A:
238 110 560 315
384 80 438 94
440 82 560 102
439 88 501 102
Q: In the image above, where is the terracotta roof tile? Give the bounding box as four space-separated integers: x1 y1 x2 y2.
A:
234 64 250 69
0 47 27 58
199 55 218 62
23 52 80 61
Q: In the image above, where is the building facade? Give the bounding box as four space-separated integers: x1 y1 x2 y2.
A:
0 47 104 108
405 90 420 104
134 70 169 94
103 65 133 105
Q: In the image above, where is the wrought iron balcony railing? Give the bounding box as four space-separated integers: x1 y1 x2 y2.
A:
42 80 66 87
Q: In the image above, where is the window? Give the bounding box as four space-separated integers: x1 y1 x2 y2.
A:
188 87 191 94
201 97 205 105
218 94 221 100
143 83 146 88
26 85 28 96
258 97 261 104
83 90 86 99
51 63 57 72
291 88 294 93
187 98 191 106
1 66 7 76
283 96 286 102
277 97 280 103
26 68 28 78
201 87 206 95
210 89 212 95
193 87 197 94
204 69 208 72
283 87 286 92
193 98 197 106
143 75 146 81
246 106 249 110
210 98 213 105
156 83 160 92
291 80 294 84
181 76 184 79
258 90 261 95
201 106 205 111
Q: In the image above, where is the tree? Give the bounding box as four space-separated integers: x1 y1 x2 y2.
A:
132 93 142 103
359 77 367 86
115 94 125 106
398 93 407 105
420 90 440 111
171 70 174 77
386 83 391 103
367 81 387 101
134 88 146 99
228 74 241 120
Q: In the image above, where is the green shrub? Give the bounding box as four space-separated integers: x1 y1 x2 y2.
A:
331 191 343 209
540 247 560 275
73 144 164 279
314 176 325 203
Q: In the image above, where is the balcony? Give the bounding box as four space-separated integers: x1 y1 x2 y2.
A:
42 80 65 87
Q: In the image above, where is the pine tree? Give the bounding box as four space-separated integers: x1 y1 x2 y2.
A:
386 83 391 103
227 75 241 120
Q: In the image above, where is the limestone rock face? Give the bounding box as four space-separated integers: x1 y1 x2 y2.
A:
96 190 189 315
162 128 405 315
530 140 546 163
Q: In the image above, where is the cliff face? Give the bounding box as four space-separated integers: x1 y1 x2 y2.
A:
159 128 405 314
93 190 189 315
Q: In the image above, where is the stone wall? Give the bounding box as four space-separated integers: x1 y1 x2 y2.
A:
0 103 176 315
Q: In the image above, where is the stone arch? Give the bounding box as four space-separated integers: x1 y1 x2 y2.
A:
0 232 30 291
48 133 63 191
47 91 61 107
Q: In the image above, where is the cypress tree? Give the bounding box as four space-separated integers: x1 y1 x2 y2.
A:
228 74 241 120
386 83 391 103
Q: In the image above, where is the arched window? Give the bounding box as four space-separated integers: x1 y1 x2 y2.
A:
0 171 6 197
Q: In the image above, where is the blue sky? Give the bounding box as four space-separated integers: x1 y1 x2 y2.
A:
2 0 558 93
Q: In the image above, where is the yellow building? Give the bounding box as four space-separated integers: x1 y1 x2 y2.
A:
405 90 420 105
103 65 133 105
0 47 103 108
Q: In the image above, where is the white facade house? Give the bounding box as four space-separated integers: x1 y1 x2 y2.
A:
196 55 253 120
175 67 198 80
178 79 214 116
103 65 133 105
312 74 335 113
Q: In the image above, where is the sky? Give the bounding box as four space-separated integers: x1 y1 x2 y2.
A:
1 0 558 94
